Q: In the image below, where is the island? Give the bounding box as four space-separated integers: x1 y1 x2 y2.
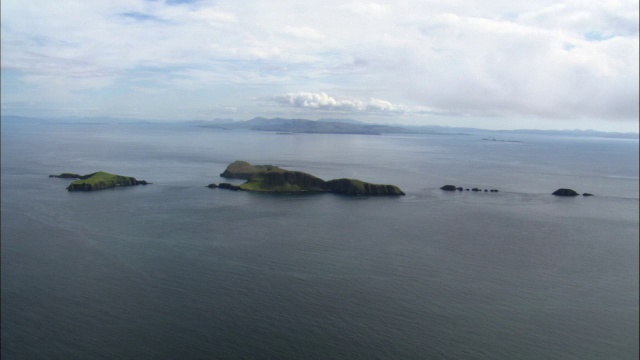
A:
50 171 150 191
216 161 405 196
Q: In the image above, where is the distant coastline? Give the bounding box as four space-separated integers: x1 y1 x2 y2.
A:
2 115 637 139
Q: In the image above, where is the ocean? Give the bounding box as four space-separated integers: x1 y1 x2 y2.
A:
1 121 638 359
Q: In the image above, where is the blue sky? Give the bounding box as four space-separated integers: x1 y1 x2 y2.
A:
2 0 638 131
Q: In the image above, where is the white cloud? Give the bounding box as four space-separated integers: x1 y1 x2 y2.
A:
359 4 639 122
273 92 402 113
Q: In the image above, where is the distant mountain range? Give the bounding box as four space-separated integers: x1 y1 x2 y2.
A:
201 117 639 138
2 115 637 139
209 117 412 135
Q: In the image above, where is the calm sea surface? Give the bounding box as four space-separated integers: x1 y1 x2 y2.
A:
2 122 638 359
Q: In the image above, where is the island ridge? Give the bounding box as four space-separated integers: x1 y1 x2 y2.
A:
216 160 405 196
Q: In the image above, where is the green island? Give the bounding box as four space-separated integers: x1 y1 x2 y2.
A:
215 161 405 196
50 171 150 191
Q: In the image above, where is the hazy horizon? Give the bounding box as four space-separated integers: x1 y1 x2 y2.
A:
2 113 639 134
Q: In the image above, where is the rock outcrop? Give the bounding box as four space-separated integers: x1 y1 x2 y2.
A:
442 185 499 193
218 183 242 191
219 161 404 196
58 171 150 191
552 188 580 196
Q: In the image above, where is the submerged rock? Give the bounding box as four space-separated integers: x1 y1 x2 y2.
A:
582 193 594 197
440 185 457 191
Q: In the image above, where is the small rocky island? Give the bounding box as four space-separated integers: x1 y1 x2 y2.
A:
552 188 580 197
213 161 405 196
50 171 150 191
552 188 594 197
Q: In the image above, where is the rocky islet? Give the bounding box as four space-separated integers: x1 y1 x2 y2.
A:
50 171 150 191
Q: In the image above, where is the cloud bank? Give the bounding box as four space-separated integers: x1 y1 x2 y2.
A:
272 92 401 113
1 0 638 131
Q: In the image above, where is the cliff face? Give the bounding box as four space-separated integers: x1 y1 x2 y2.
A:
325 179 405 196
218 161 405 196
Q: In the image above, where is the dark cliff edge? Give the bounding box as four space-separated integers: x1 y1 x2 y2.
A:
217 160 404 196
325 179 405 196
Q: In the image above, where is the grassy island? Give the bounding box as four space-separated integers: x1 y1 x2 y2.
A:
218 161 404 196
52 171 150 191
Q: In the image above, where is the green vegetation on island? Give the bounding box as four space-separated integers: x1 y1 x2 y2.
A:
219 161 287 179
50 171 150 191
217 161 405 196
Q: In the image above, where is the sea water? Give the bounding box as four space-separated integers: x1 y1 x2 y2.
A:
1 122 638 359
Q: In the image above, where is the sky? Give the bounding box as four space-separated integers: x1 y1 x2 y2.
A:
1 0 639 132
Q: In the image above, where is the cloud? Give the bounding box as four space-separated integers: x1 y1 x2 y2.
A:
360 5 639 122
1 0 638 130
342 2 389 17
188 8 237 24
120 11 164 22
283 26 325 40
272 92 402 113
